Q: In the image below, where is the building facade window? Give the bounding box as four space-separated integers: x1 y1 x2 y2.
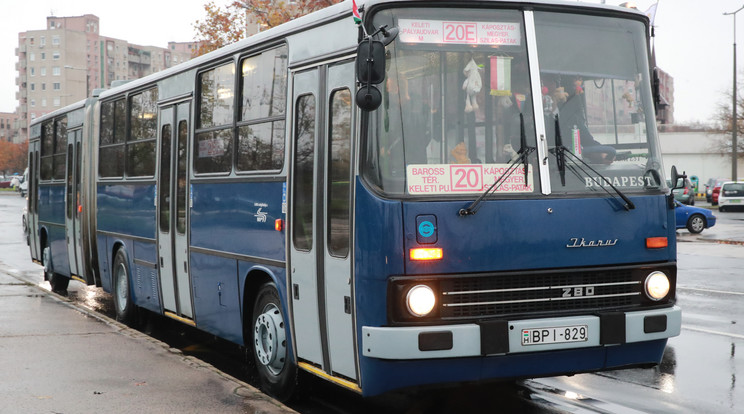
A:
52 67 60 76
52 36 60 46
53 51 60 60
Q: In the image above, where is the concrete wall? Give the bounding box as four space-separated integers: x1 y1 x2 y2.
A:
659 131 744 191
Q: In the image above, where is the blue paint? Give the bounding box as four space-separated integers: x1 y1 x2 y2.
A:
190 181 285 261
353 177 677 396
97 183 157 239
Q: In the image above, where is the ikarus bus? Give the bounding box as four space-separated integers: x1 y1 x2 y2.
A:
27 0 681 400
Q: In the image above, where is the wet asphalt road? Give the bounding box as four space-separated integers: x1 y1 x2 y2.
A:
2 191 743 413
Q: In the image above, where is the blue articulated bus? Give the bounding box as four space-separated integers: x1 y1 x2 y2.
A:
28 0 681 400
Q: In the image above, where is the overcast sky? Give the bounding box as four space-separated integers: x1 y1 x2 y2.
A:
0 0 739 125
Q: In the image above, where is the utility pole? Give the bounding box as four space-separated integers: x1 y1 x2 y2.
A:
724 5 744 180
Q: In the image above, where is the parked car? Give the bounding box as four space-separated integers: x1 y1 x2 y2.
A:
705 178 727 203
18 168 28 197
667 177 695 205
674 200 716 234
0 177 11 188
711 180 728 206
718 181 744 212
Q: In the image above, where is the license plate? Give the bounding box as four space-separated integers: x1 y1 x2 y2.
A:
731 199 741 203
522 325 588 346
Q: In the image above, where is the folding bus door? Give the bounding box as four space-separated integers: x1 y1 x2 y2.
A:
290 61 357 383
157 102 193 320
65 129 83 279
28 141 41 261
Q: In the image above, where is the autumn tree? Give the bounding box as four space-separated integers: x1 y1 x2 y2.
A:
193 1 247 57
193 0 343 57
234 0 342 29
0 141 28 177
710 89 744 161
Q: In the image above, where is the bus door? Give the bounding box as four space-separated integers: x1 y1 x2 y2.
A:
290 61 357 381
157 102 193 320
65 128 83 279
28 141 41 261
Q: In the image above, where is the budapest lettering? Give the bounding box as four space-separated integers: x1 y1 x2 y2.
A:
584 175 654 188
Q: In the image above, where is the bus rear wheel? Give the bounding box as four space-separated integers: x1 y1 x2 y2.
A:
112 249 136 325
250 282 297 402
43 245 69 294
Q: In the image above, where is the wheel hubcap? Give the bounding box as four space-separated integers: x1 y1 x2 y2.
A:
42 247 51 277
115 262 128 314
691 217 704 232
254 303 287 375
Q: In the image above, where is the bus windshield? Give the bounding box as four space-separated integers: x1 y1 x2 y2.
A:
362 7 665 198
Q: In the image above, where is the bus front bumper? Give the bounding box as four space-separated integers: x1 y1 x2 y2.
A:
362 306 680 360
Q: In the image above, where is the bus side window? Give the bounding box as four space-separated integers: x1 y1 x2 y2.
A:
292 94 316 251
195 63 235 174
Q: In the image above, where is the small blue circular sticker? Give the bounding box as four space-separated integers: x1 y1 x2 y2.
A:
418 221 435 238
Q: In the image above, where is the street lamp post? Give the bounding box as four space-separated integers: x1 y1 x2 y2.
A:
724 5 744 180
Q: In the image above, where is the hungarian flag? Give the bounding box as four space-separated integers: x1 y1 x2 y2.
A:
352 0 362 25
490 56 512 96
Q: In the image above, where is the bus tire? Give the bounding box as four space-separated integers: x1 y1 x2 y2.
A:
112 249 136 325
43 245 69 294
250 282 297 402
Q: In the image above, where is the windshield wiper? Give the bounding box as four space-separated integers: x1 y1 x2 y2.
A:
549 116 635 211
551 115 567 186
459 113 534 216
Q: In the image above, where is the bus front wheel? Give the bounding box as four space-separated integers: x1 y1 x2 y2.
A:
112 249 136 325
43 245 69 294
250 282 297 402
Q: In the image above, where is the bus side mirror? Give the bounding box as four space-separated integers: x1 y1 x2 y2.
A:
669 165 687 190
356 40 385 111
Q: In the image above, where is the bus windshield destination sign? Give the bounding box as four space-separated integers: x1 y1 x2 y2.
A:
407 164 533 194
398 19 521 46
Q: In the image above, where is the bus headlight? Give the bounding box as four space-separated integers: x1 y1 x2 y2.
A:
406 285 436 317
645 271 670 301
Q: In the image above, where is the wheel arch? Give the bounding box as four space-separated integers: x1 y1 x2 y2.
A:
110 240 128 275
241 267 275 347
39 226 49 250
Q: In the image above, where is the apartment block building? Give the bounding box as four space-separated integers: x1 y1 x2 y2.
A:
15 14 195 141
0 112 20 143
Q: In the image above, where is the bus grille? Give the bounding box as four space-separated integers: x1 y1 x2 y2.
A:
439 268 642 319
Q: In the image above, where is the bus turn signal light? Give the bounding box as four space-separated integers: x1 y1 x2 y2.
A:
410 248 443 261
646 237 668 249
275 219 283 232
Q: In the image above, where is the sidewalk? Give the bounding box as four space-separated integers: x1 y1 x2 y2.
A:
0 270 295 414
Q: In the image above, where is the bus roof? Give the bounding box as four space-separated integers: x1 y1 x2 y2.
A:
93 0 646 101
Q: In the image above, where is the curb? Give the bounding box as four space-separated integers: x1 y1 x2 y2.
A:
705 239 744 246
0 268 296 414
